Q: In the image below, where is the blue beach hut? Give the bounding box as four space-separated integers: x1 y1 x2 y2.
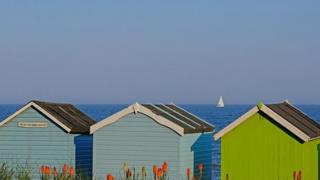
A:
90 103 214 180
0 100 95 178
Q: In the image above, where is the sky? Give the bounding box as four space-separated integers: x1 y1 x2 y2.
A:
0 1 319 104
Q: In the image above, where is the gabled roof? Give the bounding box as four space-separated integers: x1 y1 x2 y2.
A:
0 100 95 134
90 103 214 135
214 101 320 142
266 103 320 139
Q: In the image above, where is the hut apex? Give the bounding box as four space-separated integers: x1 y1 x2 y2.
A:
133 102 140 113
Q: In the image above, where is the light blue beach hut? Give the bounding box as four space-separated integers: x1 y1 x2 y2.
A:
0 100 95 178
90 103 214 180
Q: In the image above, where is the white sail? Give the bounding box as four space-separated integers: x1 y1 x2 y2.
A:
217 96 225 108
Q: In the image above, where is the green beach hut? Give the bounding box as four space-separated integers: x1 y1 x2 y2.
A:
0 100 95 178
214 101 320 180
90 103 214 180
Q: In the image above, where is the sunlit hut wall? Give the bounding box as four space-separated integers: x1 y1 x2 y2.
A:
90 103 215 179
0 100 95 178
214 101 320 180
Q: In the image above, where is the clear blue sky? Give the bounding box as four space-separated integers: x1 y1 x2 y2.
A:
0 1 319 104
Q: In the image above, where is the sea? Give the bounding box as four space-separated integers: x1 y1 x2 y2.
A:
1 104 320 180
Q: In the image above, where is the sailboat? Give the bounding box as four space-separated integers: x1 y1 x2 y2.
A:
217 96 225 108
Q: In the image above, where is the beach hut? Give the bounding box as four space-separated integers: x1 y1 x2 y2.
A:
90 103 214 179
0 100 95 178
214 101 320 180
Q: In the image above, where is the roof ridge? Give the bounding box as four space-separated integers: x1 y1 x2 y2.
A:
32 100 71 106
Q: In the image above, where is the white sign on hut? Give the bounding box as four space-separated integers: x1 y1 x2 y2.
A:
0 100 95 178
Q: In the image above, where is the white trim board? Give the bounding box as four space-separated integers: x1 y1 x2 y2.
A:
214 106 259 140
260 105 310 142
214 104 311 142
90 103 185 135
0 102 72 133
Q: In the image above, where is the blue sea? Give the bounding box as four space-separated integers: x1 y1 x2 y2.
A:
1 104 320 180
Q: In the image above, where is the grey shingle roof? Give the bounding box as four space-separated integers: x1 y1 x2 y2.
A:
32 100 95 134
266 102 320 139
141 104 214 134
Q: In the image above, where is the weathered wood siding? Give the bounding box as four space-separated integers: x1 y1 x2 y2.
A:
0 107 76 179
93 113 181 179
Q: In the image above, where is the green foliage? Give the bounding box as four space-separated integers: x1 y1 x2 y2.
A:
0 162 89 180
116 163 152 180
0 163 14 180
15 163 32 180
75 169 91 180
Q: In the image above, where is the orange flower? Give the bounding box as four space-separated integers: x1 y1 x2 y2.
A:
69 166 75 177
297 171 302 180
45 166 51 175
157 168 163 178
153 165 158 175
63 164 68 174
162 162 168 174
53 167 58 177
198 163 203 173
127 169 132 177
40 165 45 174
186 168 191 177
106 173 114 180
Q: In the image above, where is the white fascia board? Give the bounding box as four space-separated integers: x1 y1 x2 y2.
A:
0 102 71 133
90 103 184 135
260 105 310 142
214 106 259 140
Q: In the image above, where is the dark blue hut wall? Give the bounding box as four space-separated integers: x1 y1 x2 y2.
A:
75 134 93 177
191 132 214 179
